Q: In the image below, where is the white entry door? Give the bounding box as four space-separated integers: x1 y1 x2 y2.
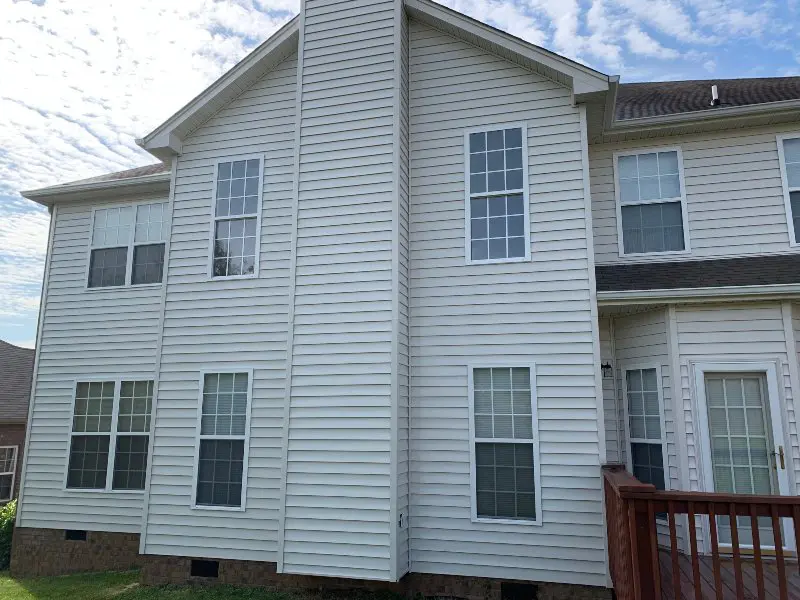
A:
697 365 793 550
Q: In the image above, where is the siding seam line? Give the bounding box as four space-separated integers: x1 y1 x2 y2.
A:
276 3 305 574
139 156 178 553
15 203 57 528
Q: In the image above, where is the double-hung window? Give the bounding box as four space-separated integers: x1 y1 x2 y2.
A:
615 148 689 256
778 135 800 245
211 158 263 278
623 367 667 492
469 366 540 524
66 380 153 491
466 126 530 263
0 447 17 502
194 372 252 509
88 202 168 288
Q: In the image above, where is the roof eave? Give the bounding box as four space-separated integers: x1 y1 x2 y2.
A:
22 172 171 206
598 282 800 305
139 16 299 159
610 97 800 132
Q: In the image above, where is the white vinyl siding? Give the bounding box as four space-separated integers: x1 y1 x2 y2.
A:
141 53 297 561
20 197 165 532
278 0 401 582
408 20 605 587
777 134 800 246
591 124 800 264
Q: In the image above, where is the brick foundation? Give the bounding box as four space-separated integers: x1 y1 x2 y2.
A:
141 556 612 599
10 527 143 577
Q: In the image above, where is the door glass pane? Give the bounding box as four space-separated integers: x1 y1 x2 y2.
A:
705 374 777 546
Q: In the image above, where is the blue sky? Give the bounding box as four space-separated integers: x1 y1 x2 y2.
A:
1 0 798 348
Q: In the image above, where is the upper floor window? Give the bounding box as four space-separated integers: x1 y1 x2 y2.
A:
614 149 689 256
778 135 800 245
66 379 153 491
88 202 168 288
466 126 530 264
469 365 540 524
194 371 252 509
211 158 263 278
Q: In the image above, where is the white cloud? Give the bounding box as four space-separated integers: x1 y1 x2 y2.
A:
624 26 681 59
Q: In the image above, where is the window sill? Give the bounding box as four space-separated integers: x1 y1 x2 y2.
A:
190 504 245 512
466 255 531 266
471 516 542 527
207 274 258 282
63 488 145 495
618 249 691 259
84 283 162 292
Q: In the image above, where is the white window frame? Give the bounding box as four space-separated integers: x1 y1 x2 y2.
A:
85 200 169 290
776 133 800 247
207 155 265 280
63 377 154 494
467 362 542 526
191 368 254 511
463 123 532 265
613 146 691 258
0 446 18 502
621 364 669 495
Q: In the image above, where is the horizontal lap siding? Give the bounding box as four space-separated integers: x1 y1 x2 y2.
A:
676 302 799 497
281 0 397 580
590 124 800 264
408 21 605 586
599 318 620 463
141 54 297 561
21 198 164 531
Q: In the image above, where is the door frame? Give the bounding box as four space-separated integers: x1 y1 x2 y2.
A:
692 360 795 553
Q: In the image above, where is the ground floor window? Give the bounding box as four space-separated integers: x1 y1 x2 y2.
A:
66 379 153 491
0 447 17 501
624 366 667 491
470 365 540 523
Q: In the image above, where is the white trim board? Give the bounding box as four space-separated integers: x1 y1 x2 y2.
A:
691 360 795 553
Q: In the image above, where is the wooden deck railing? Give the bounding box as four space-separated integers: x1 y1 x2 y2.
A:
603 465 800 600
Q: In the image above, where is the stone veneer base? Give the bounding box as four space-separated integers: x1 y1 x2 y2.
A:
12 528 610 599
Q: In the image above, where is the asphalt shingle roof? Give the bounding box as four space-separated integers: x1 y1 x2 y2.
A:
596 255 800 292
67 162 170 186
0 341 34 423
615 77 800 120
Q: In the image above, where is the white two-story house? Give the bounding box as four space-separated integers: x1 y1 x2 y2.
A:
14 1 800 598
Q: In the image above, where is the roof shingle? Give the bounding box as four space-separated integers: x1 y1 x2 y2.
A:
616 77 800 121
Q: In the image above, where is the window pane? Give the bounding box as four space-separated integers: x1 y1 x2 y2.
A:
658 151 679 175
112 435 149 490
618 150 682 203
0 448 15 474
202 373 248 436
88 248 127 288
791 192 800 241
475 442 536 520
73 382 114 432
67 435 110 489
213 218 257 277
132 243 165 285
621 202 684 254
631 442 665 490
469 128 524 195
0 474 11 501
469 195 526 260
217 160 260 217
118 380 153 433
473 367 533 441
93 206 133 247
196 439 245 507
784 138 800 165
469 132 486 153
135 202 167 243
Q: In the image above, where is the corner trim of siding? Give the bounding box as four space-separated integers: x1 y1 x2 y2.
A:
276 2 305 575
780 301 800 496
16 202 57 527
139 155 178 554
580 104 610 586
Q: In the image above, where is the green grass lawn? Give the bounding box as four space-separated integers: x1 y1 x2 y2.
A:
0 571 405 600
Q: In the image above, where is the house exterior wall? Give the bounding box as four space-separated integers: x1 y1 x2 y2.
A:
278 0 404 582
140 53 297 562
19 197 164 533
590 123 800 264
599 318 620 463
407 20 605 587
673 302 798 495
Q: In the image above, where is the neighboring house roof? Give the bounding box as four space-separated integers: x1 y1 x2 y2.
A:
615 77 800 121
0 341 34 424
596 255 800 293
63 163 170 185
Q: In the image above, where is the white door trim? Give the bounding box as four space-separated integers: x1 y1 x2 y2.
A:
692 360 795 552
